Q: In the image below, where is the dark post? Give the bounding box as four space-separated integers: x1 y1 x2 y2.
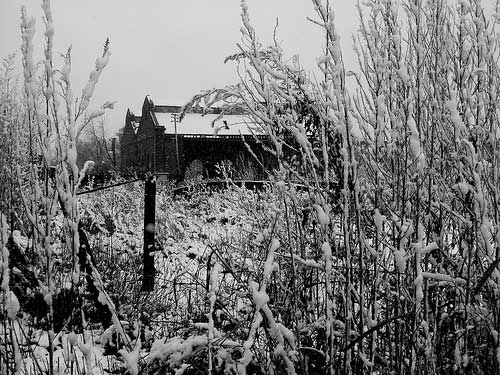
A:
142 174 156 291
111 137 116 167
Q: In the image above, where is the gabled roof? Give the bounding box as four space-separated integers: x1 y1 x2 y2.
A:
148 95 261 136
123 108 140 135
127 96 264 137
153 111 261 136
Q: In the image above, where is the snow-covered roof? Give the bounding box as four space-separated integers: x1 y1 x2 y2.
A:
153 111 263 136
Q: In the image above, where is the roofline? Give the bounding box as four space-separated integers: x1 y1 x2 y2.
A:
154 105 182 113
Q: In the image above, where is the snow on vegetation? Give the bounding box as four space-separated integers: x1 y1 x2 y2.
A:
2 0 500 374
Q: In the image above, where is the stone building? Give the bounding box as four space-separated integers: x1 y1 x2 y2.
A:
120 96 272 179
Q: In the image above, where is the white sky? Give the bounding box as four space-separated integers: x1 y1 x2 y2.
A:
0 0 359 137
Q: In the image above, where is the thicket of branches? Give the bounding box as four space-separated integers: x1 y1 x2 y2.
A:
183 0 500 373
2 0 500 374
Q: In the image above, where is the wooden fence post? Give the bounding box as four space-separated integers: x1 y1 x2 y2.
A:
142 174 156 291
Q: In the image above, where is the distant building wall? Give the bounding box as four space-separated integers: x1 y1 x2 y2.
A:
120 109 140 172
119 96 274 179
182 137 269 179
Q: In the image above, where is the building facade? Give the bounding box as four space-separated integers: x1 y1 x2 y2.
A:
120 96 272 179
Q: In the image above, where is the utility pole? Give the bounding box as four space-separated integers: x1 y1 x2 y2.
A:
171 113 180 176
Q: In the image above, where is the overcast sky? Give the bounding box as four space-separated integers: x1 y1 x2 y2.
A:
0 1 359 137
